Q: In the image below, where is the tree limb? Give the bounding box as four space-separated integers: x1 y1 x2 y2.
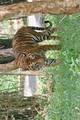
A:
0 70 43 75
0 61 18 72
0 48 16 72
0 48 14 57
0 0 80 21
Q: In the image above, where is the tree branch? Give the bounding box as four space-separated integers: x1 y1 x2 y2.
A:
0 0 80 21
0 61 18 72
0 48 14 57
0 48 16 72
0 70 43 75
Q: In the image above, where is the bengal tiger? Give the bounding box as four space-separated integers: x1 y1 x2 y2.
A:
12 21 61 71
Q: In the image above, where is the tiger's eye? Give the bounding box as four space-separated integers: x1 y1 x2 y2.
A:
22 53 26 57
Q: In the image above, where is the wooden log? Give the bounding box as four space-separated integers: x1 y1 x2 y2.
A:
0 0 80 21
0 61 18 72
24 0 44 97
0 48 14 57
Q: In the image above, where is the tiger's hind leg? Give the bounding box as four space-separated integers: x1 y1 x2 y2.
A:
32 56 61 70
33 45 61 68
35 57 61 69
29 45 61 54
36 45 61 52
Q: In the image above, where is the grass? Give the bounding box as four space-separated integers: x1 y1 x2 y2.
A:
0 75 19 92
45 14 80 120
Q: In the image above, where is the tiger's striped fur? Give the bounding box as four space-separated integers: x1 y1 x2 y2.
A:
12 21 61 71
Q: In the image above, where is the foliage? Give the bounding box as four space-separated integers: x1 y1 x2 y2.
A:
45 14 80 120
0 75 19 92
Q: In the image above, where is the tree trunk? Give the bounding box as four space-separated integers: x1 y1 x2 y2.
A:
23 0 44 97
0 0 80 21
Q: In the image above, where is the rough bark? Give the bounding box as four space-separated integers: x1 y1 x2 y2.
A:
0 69 43 75
0 0 80 21
0 48 16 72
0 48 14 57
24 0 44 97
0 61 18 72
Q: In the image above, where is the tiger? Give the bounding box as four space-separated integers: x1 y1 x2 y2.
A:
12 21 61 71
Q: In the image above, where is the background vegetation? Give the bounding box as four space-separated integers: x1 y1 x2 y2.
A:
35 14 80 120
44 14 80 120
